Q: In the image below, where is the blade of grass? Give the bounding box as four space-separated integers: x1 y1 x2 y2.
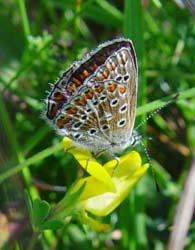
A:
123 1 147 249
0 93 40 199
137 87 195 116
0 142 63 184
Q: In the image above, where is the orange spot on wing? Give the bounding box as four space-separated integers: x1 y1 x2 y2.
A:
54 92 65 101
97 56 106 63
119 86 126 94
83 70 89 77
121 53 128 64
73 78 81 86
68 83 77 92
47 103 61 120
88 63 98 71
107 84 117 92
56 117 71 128
65 107 77 114
111 61 116 70
79 74 85 80
97 73 104 80
103 69 109 78
83 90 93 99
95 86 104 93
74 99 87 106
106 64 112 71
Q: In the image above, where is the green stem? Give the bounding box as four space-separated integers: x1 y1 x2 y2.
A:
17 0 31 38
28 231 40 250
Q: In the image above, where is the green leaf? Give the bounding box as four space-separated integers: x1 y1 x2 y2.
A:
41 219 64 230
32 198 50 228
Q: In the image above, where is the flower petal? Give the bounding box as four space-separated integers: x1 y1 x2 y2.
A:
63 137 116 192
63 137 149 217
82 151 149 216
70 176 113 201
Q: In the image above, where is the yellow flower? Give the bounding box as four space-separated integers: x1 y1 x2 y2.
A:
63 137 149 229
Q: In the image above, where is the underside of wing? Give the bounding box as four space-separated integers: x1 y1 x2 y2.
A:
46 38 137 153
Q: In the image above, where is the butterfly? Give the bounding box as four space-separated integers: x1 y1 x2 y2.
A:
45 38 138 155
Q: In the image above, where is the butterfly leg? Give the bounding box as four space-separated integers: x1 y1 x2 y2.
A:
64 145 76 153
111 156 120 176
85 149 107 171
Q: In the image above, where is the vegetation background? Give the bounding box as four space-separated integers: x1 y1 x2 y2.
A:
0 0 195 249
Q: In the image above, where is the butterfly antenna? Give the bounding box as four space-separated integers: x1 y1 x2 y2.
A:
135 93 179 131
135 94 179 192
140 139 160 192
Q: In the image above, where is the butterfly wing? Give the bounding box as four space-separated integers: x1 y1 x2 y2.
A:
46 38 137 154
86 43 138 148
